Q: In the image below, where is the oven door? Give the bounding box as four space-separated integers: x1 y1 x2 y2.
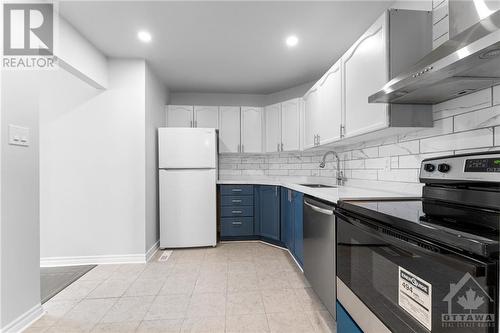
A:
336 209 498 333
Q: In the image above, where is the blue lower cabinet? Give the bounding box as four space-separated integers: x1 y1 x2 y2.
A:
221 217 254 236
258 185 281 241
337 301 363 333
281 189 294 250
292 191 304 266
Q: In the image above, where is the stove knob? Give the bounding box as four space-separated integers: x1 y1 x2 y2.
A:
438 163 451 173
423 163 436 172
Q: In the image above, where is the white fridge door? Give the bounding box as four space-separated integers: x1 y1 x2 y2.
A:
159 128 217 169
159 169 216 248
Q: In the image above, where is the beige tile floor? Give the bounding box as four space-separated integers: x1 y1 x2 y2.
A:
27 242 336 333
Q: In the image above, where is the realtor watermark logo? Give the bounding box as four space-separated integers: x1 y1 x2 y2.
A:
2 2 56 69
441 273 495 329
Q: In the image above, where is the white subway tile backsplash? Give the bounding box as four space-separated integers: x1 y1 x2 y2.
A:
398 118 453 142
420 128 493 153
219 87 497 192
378 169 419 183
267 169 289 176
351 169 377 180
379 141 419 157
391 157 399 169
433 89 491 120
453 105 500 132
351 147 379 159
345 159 365 169
364 157 390 170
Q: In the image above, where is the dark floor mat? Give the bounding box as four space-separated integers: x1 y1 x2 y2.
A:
40 265 96 303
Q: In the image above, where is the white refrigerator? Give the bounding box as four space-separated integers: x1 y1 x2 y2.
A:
158 127 217 248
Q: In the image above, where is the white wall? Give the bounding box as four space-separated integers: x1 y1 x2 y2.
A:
145 64 169 254
1 71 42 330
40 60 148 262
57 17 109 89
169 81 315 107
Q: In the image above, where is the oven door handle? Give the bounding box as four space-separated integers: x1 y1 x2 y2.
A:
304 200 334 215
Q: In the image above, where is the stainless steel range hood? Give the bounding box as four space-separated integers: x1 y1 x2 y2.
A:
369 1 500 105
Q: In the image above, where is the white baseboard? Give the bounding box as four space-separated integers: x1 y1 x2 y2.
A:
40 253 147 267
145 240 160 262
1 303 45 333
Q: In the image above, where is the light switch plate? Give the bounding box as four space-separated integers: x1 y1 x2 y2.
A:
8 124 30 147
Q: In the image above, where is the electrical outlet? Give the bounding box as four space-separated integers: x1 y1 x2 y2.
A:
8 124 30 147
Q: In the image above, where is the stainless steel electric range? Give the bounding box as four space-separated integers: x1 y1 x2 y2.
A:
336 151 500 333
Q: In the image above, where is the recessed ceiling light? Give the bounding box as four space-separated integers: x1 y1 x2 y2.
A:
286 35 299 47
137 30 152 43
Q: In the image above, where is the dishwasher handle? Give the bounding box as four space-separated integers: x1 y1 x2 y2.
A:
304 200 334 215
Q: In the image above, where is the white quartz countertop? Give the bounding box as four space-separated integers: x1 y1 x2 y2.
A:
217 178 417 203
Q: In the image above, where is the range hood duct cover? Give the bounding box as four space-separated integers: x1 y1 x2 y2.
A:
370 2 500 105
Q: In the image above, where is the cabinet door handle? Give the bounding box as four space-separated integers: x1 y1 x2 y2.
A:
232 199 242 203
231 189 242 192
232 210 243 214
281 143 284 151
277 143 280 152
232 221 243 225
190 120 193 127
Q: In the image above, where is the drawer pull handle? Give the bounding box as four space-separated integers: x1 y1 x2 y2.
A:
232 221 243 225
232 210 243 214
232 189 243 192
232 199 242 203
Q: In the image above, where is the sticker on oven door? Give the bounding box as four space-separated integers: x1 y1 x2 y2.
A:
398 267 432 331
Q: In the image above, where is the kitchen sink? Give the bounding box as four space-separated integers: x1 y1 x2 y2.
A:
299 184 336 188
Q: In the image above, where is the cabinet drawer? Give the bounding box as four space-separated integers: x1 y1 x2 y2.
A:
221 195 254 206
221 217 254 236
221 206 254 217
220 185 254 196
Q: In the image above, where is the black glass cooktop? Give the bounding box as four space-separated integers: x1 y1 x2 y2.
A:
338 199 499 258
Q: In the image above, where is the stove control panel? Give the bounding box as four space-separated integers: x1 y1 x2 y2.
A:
420 152 500 182
464 158 500 173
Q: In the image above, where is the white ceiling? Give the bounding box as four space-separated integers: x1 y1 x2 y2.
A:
59 1 394 94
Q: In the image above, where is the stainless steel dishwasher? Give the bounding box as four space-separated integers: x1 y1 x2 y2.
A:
303 195 336 318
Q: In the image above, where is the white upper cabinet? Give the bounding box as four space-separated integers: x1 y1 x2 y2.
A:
343 12 389 138
280 98 301 151
241 107 263 153
303 87 321 149
264 103 281 153
219 106 241 153
318 60 342 144
194 106 219 129
166 105 194 127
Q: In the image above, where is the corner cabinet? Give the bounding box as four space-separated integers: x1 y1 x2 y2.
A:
219 106 241 153
304 87 321 149
264 103 282 153
281 189 304 267
258 185 280 241
241 107 263 153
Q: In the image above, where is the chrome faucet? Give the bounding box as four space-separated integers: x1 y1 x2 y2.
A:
319 151 345 186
